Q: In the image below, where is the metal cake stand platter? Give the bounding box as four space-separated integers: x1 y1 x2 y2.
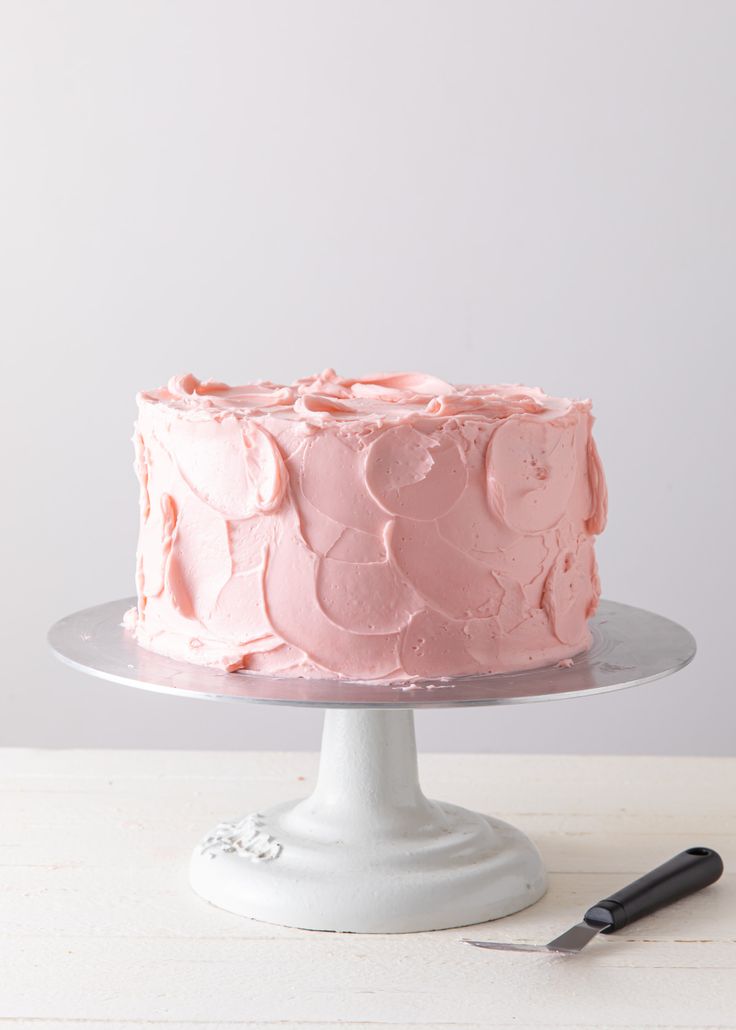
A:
49 598 695 934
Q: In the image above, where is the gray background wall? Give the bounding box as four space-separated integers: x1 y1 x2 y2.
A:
2 0 734 754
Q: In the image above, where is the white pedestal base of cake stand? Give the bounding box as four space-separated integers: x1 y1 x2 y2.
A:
190 708 545 932
48 598 696 934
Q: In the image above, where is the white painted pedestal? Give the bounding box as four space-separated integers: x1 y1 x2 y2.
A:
49 598 697 935
189 709 547 932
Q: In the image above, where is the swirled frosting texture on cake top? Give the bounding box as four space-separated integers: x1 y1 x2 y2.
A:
126 370 608 679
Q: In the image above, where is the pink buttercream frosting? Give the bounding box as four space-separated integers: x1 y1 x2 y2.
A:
126 370 607 680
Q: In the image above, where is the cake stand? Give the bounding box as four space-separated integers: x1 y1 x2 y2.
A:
48 598 695 934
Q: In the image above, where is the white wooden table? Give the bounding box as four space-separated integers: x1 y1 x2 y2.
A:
1 749 733 1029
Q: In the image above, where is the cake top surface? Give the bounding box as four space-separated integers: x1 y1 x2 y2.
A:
140 370 589 423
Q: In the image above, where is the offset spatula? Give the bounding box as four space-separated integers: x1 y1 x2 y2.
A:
464 847 723 955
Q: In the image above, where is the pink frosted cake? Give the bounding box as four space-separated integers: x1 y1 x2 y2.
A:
125 370 607 680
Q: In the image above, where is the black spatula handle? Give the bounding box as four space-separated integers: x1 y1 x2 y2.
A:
584 847 723 933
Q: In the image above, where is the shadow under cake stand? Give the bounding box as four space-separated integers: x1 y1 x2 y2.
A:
48 598 695 934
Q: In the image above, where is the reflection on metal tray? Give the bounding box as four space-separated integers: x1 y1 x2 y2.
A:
48 597 695 709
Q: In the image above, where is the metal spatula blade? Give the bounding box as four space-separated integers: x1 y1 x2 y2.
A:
464 847 723 956
544 920 608 953
465 920 605 955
